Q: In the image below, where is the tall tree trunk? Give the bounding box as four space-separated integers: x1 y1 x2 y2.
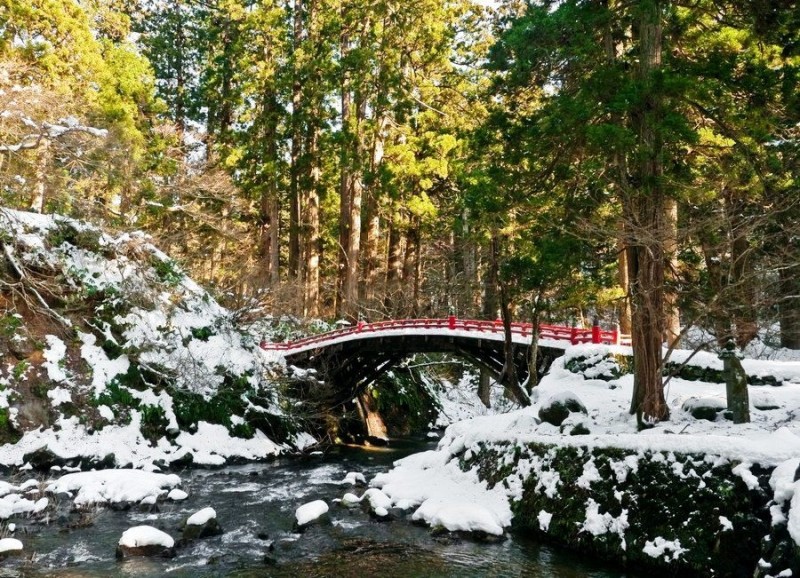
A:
483 236 499 320
288 0 304 280
461 208 478 317
627 0 669 425
403 218 420 317
726 191 758 348
361 116 385 311
385 211 404 315
303 123 321 318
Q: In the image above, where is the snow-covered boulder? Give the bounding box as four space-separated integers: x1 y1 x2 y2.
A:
341 472 366 486
294 500 329 529
538 391 587 426
339 492 361 507
116 526 176 559
0 538 23 558
682 397 726 421
361 488 393 518
183 507 223 539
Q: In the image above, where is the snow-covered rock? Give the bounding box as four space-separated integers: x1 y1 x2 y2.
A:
295 500 329 529
183 507 223 539
116 526 176 559
0 538 23 557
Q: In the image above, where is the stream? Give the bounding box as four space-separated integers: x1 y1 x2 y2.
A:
6 439 636 577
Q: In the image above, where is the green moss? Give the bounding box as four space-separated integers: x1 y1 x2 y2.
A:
94 381 137 408
151 257 184 286
473 441 770 576
0 314 22 338
140 405 168 442
0 407 19 444
12 360 28 381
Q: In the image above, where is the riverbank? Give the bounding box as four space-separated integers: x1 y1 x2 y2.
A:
368 346 800 577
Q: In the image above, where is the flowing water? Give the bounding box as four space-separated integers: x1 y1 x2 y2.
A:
5 440 635 577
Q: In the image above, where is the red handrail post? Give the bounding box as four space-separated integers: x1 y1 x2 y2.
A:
612 323 620 345
448 306 456 330
570 326 578 345
592 318 601 344
357 313 364 333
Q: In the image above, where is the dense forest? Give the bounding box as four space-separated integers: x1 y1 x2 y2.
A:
1 0 798 422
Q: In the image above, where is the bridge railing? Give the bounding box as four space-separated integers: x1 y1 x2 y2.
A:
259 317 632 351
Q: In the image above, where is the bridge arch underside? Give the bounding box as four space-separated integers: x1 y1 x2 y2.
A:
284 334 564 403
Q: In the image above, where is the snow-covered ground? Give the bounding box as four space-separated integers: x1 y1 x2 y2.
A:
348 344 800 553
0 208 293 468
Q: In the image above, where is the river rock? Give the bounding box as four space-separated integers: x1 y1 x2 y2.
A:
538 392 587 426
116 526 176 559
294 500 329 530
183 507 223 539
0 538 23 558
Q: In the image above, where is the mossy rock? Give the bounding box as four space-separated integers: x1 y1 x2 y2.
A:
681 397 726 421
538 392 587 426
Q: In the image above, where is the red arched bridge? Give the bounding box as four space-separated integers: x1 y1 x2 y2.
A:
260 317 629 398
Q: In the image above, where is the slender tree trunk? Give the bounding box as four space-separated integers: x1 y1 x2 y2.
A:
483 236 499 319
461 208 478 316
303 124 321 318
361 117 385 310
627 0 669 425
385 212 404 315
288 0 304 280
726 191 758 348
403 218 420 316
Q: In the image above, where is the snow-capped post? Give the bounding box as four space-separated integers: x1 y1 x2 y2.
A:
592 318 601 344
612 323 620 345
357 312 364 332
448 306 456 330
719 339 750 424
570 325 578 345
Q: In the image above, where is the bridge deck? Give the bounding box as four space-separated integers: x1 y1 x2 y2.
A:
260 318 630 356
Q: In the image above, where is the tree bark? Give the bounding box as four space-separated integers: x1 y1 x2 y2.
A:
627 0 669 425
663 197 680 347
